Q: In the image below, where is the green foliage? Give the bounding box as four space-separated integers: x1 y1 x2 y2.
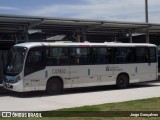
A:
1 97 160 120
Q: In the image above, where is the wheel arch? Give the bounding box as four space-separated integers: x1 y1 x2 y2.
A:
116 72 130 83
46 76 64 89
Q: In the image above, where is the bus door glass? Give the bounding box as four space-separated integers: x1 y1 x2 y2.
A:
24 46 45 90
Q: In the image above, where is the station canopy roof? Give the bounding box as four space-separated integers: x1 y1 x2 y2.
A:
0 14 160 35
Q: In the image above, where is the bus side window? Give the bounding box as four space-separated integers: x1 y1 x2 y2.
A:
114 47 136 64
46 47 69 66
135 47 148 63
115 47 129 64
70 48 78 65
107 47 114 64
126 48 135 63
70 47 90 65
91 47 108 64
149 47 156 63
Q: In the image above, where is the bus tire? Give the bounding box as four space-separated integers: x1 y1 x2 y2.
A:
46 77 63 95
116 74 129 89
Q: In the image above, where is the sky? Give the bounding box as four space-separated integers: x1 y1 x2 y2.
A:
0 0 160 23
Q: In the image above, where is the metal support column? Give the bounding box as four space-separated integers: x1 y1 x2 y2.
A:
146 30 149 43
75 29 81 42
129 31 133 43
77 34 81 42
145 0 148 23
114 36 117 42
81 28 86 42
24 26 29 42
145 0 149 43
14 34 18 44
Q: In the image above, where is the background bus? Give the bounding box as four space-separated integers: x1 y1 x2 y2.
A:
3 42 158 94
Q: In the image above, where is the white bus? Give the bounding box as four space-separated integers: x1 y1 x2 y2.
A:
3 42 158 94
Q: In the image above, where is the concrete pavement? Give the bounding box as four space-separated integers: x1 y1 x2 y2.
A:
0 80 160 111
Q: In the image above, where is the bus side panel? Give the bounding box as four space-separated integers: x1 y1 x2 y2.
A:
23 69 46 91
70 65 115 88
136 63 157 82
113 63 157 84
23 66 70 91
113 64 140 83
45 66 70 88
70 65 94 87
90 65 115 86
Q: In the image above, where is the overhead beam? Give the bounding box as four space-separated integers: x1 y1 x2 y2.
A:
85 22 104 31
0 27 23 31
28 19 45 29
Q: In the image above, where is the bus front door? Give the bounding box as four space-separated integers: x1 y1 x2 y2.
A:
23 47 45 91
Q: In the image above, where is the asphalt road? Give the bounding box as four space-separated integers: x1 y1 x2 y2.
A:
0 80 160 111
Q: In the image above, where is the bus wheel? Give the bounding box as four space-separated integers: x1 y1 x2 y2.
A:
116 74 129 89
46 78 63 95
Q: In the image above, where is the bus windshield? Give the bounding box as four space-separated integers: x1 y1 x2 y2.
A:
5 46 27 76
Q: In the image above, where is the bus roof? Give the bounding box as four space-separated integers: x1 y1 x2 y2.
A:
14 41 156 49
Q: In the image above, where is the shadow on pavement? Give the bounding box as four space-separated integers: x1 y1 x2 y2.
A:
0 80 159 98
